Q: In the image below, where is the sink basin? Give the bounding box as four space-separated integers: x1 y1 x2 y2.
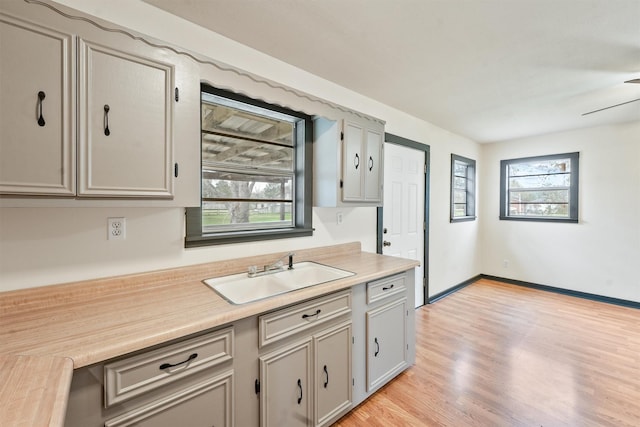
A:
203 261 355 304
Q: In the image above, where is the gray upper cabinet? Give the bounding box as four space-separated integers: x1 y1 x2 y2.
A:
313 117 384 207
0 4 194 204
77 38 174 198
0 14 76 196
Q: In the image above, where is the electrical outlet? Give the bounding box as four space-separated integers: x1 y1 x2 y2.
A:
503 259 509 268
336 212 343 225
108 217 126 240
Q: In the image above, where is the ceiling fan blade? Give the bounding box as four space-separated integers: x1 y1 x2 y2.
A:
582 98 640 116
625 78 640 84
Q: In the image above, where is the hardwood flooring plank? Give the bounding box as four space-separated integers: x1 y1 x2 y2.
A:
335 278 640 426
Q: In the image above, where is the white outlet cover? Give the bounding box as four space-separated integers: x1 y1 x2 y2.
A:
108 217 126 240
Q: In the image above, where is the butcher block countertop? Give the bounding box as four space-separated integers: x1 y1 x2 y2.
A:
0 242 419 426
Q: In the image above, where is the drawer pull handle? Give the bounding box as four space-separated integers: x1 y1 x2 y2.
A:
354 153 360 170
369 155 374 171
37 91 46 126
374 338 380 357
302 309 321 319
382 284 395 291
323 365 329 388
159 353 198 370
297 378 303 404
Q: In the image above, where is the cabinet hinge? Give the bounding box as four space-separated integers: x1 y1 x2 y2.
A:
174 162 179 178
424 163 427 174
254 379 260 394
352 336 355 344
340 179 343 189
352 378 355 386
174 87 179 102
340 131 344 141
423 221 426 231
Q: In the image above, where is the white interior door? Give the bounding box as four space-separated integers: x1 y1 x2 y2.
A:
382 143 425 307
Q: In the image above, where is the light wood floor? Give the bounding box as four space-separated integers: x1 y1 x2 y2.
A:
335 278 640 426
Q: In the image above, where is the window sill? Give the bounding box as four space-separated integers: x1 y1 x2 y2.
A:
450 216 476 223
499 216 578 223
185 227 314 248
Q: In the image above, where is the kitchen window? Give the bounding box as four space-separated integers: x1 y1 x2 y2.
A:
499 152 579 222
450 154 476 222
185 85 313 247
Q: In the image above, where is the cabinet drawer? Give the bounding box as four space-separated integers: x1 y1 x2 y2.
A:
259 290 351 347
104 327 233 407
366 274 406 305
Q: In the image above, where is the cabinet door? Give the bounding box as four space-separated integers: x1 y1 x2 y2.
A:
0 15 75 195
260 339 313 427
314 322 352 427
366 298 407 392
341 120 364 202
364 128 383 202
104 370 233 427
78 39 173 197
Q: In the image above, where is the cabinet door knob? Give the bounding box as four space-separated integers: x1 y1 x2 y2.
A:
354 153 360 170
103 104 111 136
383 241 391 247
37 91 46 127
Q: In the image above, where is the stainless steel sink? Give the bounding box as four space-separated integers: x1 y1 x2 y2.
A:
203 261 355 304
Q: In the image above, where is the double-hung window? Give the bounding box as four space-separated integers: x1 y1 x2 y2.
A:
185 85 313 247
499 152 579 222
450 154 476 222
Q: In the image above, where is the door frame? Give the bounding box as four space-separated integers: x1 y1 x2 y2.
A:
376 133 430 306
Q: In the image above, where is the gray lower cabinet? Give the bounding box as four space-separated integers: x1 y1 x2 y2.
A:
258 290 353 427
259 338 313 427
104 370 233 427
64 327 234 427
64 274 415 427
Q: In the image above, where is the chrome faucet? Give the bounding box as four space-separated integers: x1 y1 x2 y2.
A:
248 252 296 277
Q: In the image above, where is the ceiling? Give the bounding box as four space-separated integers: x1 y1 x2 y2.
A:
143 0 640 143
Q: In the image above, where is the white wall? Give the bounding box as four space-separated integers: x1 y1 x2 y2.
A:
0 0 482 293
480 121 640 302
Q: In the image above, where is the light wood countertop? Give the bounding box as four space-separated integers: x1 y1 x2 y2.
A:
0 242 419 426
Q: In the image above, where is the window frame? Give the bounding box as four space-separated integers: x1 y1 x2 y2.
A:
185 85 313 247
450 154 476 222
499 152 579 223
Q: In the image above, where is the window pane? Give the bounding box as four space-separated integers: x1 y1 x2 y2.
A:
453 189 467 203
508 174 570 189
453 204 467 217
202 102 294 146
202 133 294 172
509 189 569 203
454 161 467 176
508 158 571 177
509 203 569 217
202 201 292 229
202 170 292 201
453 177 467 189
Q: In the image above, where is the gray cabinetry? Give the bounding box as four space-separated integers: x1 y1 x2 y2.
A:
258 290 353 427
0 14 75 196
313 117 384 207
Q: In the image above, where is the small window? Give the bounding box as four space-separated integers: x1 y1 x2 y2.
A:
500 152 579 222
186 85 313 247
450 154 476 222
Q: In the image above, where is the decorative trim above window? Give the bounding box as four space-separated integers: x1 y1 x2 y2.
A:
450 154 476 222
499 152 579 223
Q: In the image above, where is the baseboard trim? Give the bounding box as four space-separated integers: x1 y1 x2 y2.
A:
427 274 482 304
427 274 640 309
481 274 640 310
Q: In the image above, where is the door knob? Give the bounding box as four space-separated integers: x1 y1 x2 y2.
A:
383 241 391 247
